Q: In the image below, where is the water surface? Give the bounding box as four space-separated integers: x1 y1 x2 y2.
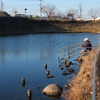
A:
0 33 99 100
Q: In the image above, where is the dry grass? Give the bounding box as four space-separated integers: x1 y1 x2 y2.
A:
62 50 96 100
96 51 100 100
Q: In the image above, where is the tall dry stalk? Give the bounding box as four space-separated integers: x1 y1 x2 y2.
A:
62 50 95 100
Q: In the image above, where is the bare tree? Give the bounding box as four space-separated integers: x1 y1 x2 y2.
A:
88 8 100 21
56 11 69 19
41 4 56 18
56 11 63 18
66 8 79 20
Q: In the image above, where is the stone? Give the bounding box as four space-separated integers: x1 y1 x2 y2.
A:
67 61 72 66
62 72 70 76
64 64 69 68
46 71 50 76
64 60 67 64
60 68 64 70
66 68 74 73
78 58 83 63
74 56 83 63
46 75 55 78
44 64 47 70
68 77 72 79
42 84 63 96
64 61 72 68
64 84 72 89
37 87 41 89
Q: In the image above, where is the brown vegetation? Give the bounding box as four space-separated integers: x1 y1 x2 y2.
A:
1 16 100 35
0 11 10 17
30 20 100 33
62 50 96 100
95 50 100 100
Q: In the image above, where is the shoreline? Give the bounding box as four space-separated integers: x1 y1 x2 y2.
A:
62 50 96 100
0 17 100 36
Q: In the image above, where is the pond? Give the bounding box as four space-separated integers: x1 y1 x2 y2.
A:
0 33 100 100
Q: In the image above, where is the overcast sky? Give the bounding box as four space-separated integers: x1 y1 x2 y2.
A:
2 0 100 19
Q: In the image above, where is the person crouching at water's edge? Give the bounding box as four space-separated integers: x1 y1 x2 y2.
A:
80 38 92 53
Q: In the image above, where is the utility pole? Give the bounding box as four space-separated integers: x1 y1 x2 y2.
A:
0 0 3 11
79 4 82 19
24 8 27 15
39 0 42 20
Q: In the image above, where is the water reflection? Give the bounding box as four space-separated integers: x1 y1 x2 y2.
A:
44 95 61 100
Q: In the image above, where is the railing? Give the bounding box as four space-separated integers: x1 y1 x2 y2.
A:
92 47 97 100
92 45 100 100
58 35 100 62
58 42 98 63
57 36 100 100
58 42 81 62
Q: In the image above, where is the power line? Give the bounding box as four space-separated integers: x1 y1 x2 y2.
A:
43 1 79 8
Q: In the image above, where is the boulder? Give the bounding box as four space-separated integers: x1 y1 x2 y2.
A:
42 84 63 96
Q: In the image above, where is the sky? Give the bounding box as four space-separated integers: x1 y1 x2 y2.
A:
1 0 100 19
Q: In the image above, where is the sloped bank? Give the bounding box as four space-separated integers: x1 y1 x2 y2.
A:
1 18 100 36
62 50 96 100
0 17 33 36
31 20 100 33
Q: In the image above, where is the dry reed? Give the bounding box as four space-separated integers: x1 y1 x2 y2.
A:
62 50 96 100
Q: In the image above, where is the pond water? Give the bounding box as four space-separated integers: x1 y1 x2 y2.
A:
0 33 100 100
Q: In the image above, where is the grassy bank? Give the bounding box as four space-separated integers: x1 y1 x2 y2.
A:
31 20 100 33
62 50 96 100
0 17 100 36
